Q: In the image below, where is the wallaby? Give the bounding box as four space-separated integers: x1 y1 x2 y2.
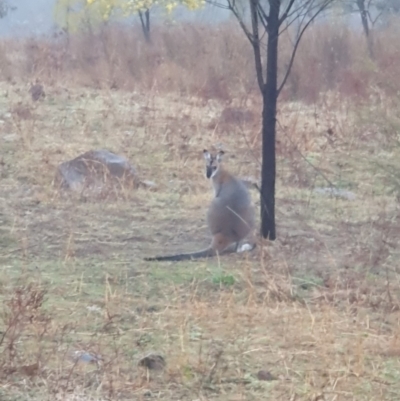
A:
144 149 256 262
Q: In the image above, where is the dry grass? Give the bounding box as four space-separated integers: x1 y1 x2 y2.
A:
0 16 400 401
0 76 400 400
0 19 400 103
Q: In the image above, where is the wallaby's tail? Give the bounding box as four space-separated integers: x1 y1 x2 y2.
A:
144 248 215 262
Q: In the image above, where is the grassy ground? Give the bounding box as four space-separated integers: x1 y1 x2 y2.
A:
1 81 400 400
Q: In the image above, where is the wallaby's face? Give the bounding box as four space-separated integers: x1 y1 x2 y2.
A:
203 150 224 179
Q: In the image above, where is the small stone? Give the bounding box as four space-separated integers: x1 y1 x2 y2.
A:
257 370 277 381
71 350 103 365
140 180 157 189
138 353 166 371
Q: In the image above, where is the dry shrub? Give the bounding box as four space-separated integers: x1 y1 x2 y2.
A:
10 102 33 120
281 21 363 102
0 18 399 103
0 41 14 82
373 20 400 96
220 106 257 125
0 284 50 378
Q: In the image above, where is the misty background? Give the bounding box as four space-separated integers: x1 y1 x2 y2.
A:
0 0 366 37
0 0 235 36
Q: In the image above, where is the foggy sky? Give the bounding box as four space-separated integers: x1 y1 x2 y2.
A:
0 0 232 37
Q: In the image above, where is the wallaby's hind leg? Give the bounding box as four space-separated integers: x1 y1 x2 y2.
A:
236 242 256 253
212 234 256 255
211 232 235 255
236 232 257 253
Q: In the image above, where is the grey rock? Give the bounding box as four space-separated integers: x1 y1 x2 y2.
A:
257 369 277 381
55 149 140 196
71 350 103 365
138 352 166 371
140 180 157 189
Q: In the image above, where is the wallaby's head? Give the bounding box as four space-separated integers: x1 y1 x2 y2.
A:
203 149 225 179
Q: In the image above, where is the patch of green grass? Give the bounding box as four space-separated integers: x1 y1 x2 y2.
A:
381 359 400 383
147 261 208 285
210 270 236 287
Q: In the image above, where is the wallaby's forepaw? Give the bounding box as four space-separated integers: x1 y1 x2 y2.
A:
236 243 256 253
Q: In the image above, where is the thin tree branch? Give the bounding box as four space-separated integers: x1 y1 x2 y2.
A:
371 10 384 26
371 11 382 26
280 4 311 56
277 1 333 96
279 6 313 36
276 118 337 189
279 0 296 26
205 0 230 10
138 10 145 32
283 0 314 22
257 3 270 27
138 8 151 42
249 0 265 92
226 0 254 44
257 8 268 29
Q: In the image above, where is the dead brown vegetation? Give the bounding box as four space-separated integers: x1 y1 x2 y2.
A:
0 19 399 103
0 16 400 401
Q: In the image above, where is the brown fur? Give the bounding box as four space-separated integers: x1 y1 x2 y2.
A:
144 150 256 262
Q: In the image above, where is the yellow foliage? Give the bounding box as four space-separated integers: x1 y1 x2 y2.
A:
54 0 204 32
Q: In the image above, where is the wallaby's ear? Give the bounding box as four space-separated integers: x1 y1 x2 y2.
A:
216 150 225 162
203 149 211 161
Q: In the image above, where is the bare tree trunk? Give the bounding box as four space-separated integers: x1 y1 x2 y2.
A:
260 0 280 240
139 8 151 44
356 0 374 58
223 0 334 240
